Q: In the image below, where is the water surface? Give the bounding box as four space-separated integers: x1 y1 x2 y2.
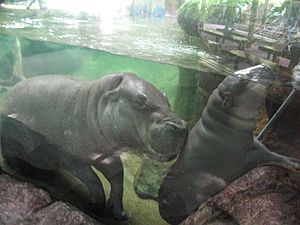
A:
0 7 224 73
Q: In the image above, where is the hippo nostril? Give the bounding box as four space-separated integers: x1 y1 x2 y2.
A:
181 119 187 128
163 118 187 130
165 121 187 132
165 121 180 129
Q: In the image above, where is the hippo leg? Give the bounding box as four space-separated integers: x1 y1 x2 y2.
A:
246 139 300 171
158 171 227 225
62 161 106 213
0 115 58 177
94 154 127 220
1 141 57 180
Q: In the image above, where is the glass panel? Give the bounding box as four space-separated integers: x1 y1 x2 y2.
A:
0 1 299 225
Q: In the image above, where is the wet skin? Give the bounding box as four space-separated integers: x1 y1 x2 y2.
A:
158 65 300 225
0 73 187 220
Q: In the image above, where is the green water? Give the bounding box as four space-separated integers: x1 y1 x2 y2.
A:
0 34 223 126
0 33 218 225
0 7 225 73
0 8 225 225
0 7 228 125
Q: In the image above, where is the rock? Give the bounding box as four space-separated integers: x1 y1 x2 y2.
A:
134 158 170 200
21 201 103 225
180 166 300 225
0 174 52 225
0 171 105 225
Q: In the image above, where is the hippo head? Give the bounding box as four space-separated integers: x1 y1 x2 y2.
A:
99 73 187 162
216 65 275 122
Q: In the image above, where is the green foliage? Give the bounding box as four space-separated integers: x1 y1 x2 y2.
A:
180 0 252 26
267 0 300 27
214 0 252 28
179 0 202 22
207 0 249 27
177 0 202 35
266 0 288 25
208 0 251 6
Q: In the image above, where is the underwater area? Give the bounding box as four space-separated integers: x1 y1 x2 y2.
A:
0 3 224 225
0 0 300 225
0 6 227 127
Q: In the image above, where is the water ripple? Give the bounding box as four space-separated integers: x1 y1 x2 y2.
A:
0 8 221 72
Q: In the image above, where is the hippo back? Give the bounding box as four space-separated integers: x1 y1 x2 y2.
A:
1 73 187 163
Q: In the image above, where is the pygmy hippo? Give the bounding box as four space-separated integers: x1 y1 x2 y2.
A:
158 65 300 224
0 73 187 219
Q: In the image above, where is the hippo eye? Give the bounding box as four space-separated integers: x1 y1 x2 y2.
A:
134 93 148 110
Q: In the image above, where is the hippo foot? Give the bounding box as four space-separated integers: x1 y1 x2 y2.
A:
106 199 128 220
88 201 106 216
285 157 300 171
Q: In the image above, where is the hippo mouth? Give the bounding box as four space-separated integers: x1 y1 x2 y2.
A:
235 64 275 90
155 152 178 162
145 116 187 163
147 148 178 163
145 143 179 163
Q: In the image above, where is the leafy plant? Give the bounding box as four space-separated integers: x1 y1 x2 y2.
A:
267 0 300 28
177 0 202 36
266 0 289 25
205 0 252 29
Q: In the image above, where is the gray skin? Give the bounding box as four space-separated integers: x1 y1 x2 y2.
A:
0 73 187 220
158 65 300 225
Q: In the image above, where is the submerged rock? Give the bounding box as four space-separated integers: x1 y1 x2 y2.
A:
180 166 300 225
134 158 170 200
0 173 52 224
21 201 103 225
0 172 105 225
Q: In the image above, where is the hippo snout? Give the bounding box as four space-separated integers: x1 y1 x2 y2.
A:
148 118 187 162
235 64 275 84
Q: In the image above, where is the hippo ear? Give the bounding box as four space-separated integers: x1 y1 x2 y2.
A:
105 89 119 101
103 76 123 101
223 93 233 109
